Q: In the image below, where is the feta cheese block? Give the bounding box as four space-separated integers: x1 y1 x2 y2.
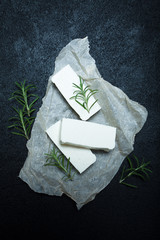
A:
60 118 116 151
46 120 96 174
51 65 101 120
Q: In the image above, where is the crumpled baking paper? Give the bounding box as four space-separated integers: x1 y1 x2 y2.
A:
19 37 148 209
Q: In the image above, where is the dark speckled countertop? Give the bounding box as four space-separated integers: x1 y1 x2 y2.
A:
0 0 160 239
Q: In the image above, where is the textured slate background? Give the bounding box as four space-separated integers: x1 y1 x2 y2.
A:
0 0 160 239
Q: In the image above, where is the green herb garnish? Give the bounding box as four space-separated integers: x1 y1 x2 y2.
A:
70 76 98 113
119 155 152 188
8 80 39 140
44 147 76 181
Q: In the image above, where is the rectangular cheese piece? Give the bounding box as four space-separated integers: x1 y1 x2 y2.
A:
46 120 96 174
60 118 116 151
51 65 101 120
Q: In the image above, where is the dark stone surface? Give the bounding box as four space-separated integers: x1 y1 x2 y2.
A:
0 0 160 238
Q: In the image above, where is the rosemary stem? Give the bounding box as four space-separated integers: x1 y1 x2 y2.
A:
54 154 68 174
83 92 89 112
22 87 30 116
19 110 29 140
120 170 135 183
120 165 144 183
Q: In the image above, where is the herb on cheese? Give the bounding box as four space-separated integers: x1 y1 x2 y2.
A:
70 76 98 113
8 80 39 140
44 147 76 181
119 155 152 188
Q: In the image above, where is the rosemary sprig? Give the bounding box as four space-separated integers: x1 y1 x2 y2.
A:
44 147 76 181
8 80 39 140
119 155 152 188
9 80 39 116
70 76 98 113
8 107 35 139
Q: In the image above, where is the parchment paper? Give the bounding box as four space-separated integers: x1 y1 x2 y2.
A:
19 37 148 209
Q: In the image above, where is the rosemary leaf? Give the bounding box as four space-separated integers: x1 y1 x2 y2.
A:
88 99 98 112
120 181 138 188
11 131 27 138
127 157 133 169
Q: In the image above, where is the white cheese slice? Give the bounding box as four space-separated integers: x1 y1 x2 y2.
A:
46 120 96 174
51 65 101 120
60 118 116 151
